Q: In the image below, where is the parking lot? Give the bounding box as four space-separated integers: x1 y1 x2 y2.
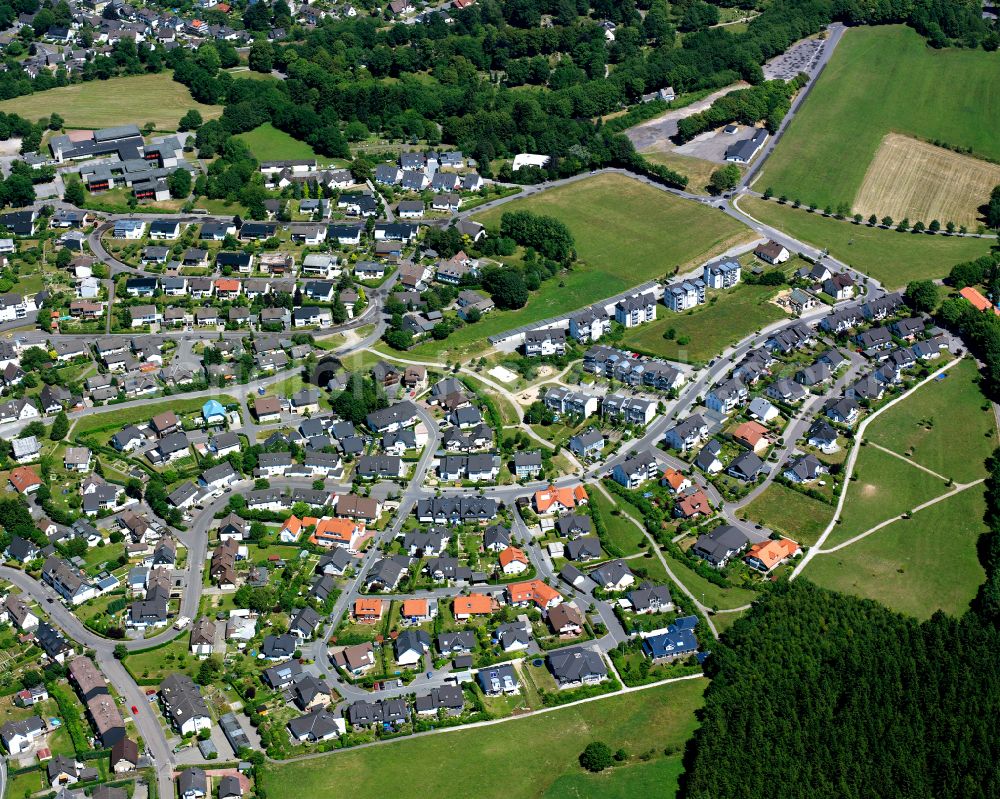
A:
764 36 824 80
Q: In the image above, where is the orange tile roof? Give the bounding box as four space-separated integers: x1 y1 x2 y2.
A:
9 466 41 493
498 546 528 567
453 594 493 616
353 598 383 619
746 538 800 570
662 468 688 491
281 515 319 537
676 489 712 518
533 484 588 513
507 579 562 608
959 286 997 314
310 517 362 546
215 278 240 292
401 599 429 617
732 421 768 448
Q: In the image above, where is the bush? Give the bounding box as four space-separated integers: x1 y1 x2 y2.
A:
580 741 614 772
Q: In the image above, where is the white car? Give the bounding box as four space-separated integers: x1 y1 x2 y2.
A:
173 616 191 630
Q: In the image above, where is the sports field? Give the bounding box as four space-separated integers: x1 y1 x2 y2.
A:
234 123 319 162
260 678 707 799
805 485 987 619
0 73 222 130
864 359 996 484
738 197 992 288
853 135 1000 228
758 25 1000 212
403 173 754 359
622 282 786 364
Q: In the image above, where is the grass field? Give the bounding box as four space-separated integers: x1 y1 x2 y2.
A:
405 174 754 360
74 395 237 437
261 679 706 799
864 359 996 484
806 485 987 619
0 73 222 130
591 492 645 556
758 26 1000 211
622 283 787 364
739 197 991 288
235 123 318 162
853 134 1000 228
740 482 834 547
824 446 949 549
663 551 758 611
640 150 732 196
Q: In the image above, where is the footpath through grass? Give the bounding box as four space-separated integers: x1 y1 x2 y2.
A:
805 485 987 619
0 73 221 130
758 25 1000 210
663 551 757 611
824 446 949 549
864 359 997 484
261 678 706 799
739 197 991 288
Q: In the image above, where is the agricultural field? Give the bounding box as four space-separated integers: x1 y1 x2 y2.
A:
805 485 987 619
738 197 991 288
852 134 1000 229
864 359 996 484
261 679 707 799
740 482 835 547
758 25 1000 215
400 174 755 360
0 73 221 130
235 123 319 162
824 446 950 550
622 282 787 364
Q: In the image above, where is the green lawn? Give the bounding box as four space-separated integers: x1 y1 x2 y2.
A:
740 483 835 547
663 551 757 611
864 359 996 484
261 678 706 799
739 197 991 288
759 25 1000 210
125 637 201 683
401 173 753 360
805 484 988 619
0 72 221 130
235 123 319 162
824 446 950 549
591 492 645 556
74 396 237 437
622 283 787 364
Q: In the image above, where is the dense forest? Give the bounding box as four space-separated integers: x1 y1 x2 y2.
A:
679 580 1000 799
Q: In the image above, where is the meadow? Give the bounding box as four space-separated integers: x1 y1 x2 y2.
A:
0 73 221 130
404 173 754 360
805 485 987 619
260 678 707 799
864 359 996 484
622 282 787 364
758 25 1000 212
741 482 835 547
739 197 991 288
234 123 320 162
